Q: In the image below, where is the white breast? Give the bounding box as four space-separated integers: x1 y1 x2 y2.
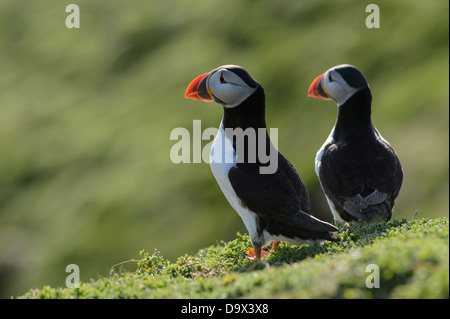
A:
315 127 345 223
210 121 258 239
315 127 335 176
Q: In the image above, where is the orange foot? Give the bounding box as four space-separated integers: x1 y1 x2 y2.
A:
245 241 280 260
245 248 269 260
269 241 280 253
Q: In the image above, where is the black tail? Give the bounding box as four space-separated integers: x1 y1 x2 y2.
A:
264 211 341 242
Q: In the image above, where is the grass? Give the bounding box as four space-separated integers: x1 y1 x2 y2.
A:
19 217 449 299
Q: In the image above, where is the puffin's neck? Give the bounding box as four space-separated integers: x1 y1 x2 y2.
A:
333 87 374 141
222 86 267 130
220 86 273 167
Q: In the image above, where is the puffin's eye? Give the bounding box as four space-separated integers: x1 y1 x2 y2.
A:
328 73 334 82
220 73 227 84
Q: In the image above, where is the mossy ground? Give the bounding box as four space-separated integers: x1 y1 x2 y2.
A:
19 217 449 299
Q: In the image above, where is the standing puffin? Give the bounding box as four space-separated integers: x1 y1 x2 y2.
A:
185 65 339 259
308 64 403 224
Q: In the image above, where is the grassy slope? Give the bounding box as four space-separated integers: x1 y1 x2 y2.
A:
20 217 449 299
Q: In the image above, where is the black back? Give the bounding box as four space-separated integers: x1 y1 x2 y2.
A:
319 87 403 222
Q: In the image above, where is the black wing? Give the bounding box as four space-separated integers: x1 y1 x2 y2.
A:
228 152 338 236
319 136 403 222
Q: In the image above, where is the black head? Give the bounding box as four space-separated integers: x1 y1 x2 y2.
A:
308 64 370 106
185 65 261 108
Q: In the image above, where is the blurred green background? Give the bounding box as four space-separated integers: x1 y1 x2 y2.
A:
0 0 448 298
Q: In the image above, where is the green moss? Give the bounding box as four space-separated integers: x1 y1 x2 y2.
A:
19 217 449 299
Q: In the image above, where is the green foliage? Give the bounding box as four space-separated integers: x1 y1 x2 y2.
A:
19 218 449 299
0 0 448 297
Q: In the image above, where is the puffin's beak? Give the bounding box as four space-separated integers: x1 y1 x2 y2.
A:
185 72 213 102
308 73 331 100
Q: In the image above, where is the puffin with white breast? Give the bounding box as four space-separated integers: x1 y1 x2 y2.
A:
185 65 339 259
308 64 403 224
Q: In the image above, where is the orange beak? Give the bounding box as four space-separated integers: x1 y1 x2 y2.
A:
308 73 331 100
185 72 213 102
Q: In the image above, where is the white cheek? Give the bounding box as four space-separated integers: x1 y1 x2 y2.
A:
210 81 247 107
327 83 358 106
208 72 257 108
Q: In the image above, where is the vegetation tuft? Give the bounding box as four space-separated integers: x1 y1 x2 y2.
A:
19 217 449 299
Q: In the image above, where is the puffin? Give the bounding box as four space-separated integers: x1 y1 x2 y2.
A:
308 64 403 224
185 65 339 259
